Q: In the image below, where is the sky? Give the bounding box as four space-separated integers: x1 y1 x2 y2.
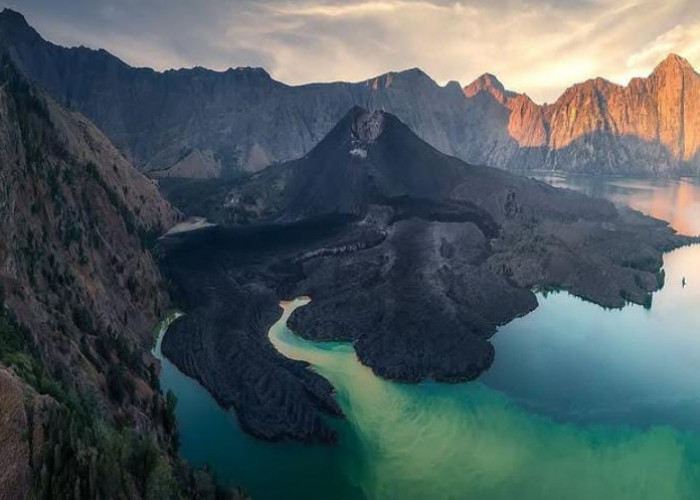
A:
4 0 700 103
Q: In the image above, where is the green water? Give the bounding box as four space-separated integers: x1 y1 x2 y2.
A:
153 177 700 499
152 309 361 500
266 294 700 500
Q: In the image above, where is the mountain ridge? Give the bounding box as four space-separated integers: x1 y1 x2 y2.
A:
2 8 700 178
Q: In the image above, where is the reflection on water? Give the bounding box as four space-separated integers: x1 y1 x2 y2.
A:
155 175 700 499
531 173 700 236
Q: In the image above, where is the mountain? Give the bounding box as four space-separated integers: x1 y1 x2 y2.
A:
539 54 700 174
6 8 699 178
222 106 474 223
0 56 242 498
459 58 700 175
159 108 691 443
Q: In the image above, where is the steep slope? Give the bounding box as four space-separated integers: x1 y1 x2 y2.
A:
461 73 548 166
0 57 240 498
160 109 691 443
539 55 700 174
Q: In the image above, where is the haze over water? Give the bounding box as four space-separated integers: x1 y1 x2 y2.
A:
155 176 700 500
532 174 700 236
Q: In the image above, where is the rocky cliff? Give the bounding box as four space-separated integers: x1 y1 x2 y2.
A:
0 55 240 499
460 55 700 175
4 9 700 178
539 54 700 174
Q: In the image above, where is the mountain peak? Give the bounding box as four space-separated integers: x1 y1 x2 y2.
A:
227 108 471 222
234 66 271 78
0 8 41 42
399 67 431 78
0 8 28 23
365 67 435 90
654 53 695 74
349 107 385 145
463 73 515 104
339 107 387 159
0 8 31 31
465 73 504 92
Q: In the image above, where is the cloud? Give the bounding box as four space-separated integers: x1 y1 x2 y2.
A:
269 1 406 17
627 22 700 72
4 0 700 102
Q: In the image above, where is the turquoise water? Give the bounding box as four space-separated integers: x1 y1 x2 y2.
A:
152 311 361 500
483 246 700 432
154 176 700 500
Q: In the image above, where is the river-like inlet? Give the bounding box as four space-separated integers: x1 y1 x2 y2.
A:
154 176 700 500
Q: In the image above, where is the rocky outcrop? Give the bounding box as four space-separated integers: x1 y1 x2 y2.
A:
160 109 692 443
459 59 700 175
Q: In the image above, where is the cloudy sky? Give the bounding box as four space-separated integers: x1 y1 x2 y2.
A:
5 0 700 103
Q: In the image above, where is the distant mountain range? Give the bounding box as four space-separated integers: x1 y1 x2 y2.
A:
2 8 699 179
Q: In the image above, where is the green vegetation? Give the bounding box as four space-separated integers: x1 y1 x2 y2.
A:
35 398 231 500
0 55 245 499
0 306 66 402
0 299 240 499
86 161 137 235
0 52 67 170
